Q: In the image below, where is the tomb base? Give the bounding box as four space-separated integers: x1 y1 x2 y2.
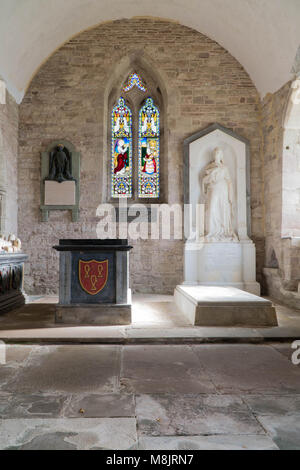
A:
55 303 131 326
174 285 278 327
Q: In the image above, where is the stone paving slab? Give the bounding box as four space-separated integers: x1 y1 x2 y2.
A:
242 393 300 449
0 418 137 450
0 344 299 449
270 342 300 362
138 435 279 450
192 344 300 394
255 414 300 450
0 345 34 391
1 345 120 394
64 393 135 418
136 394 264 436
121 345 216 394
243 394 300 416
0 392 67 418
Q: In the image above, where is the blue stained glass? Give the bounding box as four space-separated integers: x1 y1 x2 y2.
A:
138 98 160 198
123 73 147 93
111 97 132 197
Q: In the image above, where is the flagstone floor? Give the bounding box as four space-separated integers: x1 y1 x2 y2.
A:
0 294 300 342
0 342 300 449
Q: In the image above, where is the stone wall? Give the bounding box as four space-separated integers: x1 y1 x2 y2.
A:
262 81 300 307
0 89 18 235
18 18 263 295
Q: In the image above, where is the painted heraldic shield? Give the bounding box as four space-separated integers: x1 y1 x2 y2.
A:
79 259 108 295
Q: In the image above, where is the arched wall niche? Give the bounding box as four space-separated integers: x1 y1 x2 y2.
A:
102 52 168 204
282 79 300 238
18 17 263 296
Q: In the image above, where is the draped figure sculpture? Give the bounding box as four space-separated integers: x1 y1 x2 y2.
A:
202 147 238 242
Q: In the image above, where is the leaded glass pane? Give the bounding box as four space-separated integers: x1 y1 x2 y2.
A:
111 97 132 197
138 97 160 198
123 72 147 92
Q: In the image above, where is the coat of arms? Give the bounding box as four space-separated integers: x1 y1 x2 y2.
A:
79 259 108 295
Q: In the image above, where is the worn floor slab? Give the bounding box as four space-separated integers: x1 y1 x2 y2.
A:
0 418 137 450
138 435 279 450
0 392 67 418
0 345 34 391
64 393 135 418
2 345 120 394
244 394 300 416
192 344 300 394
0 343 299 449
255 414 300 450
121 345 216 393
136 394 264 436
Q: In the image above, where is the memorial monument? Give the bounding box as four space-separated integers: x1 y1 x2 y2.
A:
202 147 238 242
174 123 277 326
40 141 80 222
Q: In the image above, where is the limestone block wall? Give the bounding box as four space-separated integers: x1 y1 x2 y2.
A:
262 81 300 307
18 19 263 295
0 90 18 235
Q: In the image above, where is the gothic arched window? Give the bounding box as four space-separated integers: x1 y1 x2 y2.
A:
110 72 161 200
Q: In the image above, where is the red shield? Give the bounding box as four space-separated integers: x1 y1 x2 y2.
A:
79 259 108 295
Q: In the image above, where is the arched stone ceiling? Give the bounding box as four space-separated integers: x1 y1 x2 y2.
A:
0 0 299 103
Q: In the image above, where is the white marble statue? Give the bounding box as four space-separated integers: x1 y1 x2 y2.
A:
0 234 22 253
202 147 238 242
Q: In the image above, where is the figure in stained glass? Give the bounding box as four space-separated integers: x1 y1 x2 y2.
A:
111 97 132 197
138 98 160 198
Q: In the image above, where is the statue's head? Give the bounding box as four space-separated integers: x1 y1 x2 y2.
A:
57 144 64 150
213 147 223 164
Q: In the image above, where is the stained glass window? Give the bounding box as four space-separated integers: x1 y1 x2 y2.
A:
123 73 147 93
138 98 160 198
111 97 132 197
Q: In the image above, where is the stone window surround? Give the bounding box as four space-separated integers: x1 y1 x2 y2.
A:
102 54 168 209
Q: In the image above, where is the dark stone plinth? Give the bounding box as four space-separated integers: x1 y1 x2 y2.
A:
0 253 28 314
53 239 132 325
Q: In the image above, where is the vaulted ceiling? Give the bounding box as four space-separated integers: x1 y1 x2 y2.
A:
0 0 299 102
